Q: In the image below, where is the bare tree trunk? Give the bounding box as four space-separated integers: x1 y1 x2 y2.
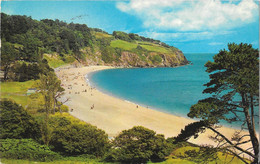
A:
3 66 10 81
242 94 259 163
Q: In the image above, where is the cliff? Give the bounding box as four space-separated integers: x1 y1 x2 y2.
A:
84 32 188 68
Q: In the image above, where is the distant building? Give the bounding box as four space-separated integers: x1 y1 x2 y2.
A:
26 88 37 95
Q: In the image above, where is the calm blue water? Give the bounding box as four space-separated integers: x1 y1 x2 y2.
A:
89 53 258 129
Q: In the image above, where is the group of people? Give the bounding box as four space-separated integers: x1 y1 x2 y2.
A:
58 68 98 112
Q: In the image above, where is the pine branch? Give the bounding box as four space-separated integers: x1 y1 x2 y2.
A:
207 126 257 159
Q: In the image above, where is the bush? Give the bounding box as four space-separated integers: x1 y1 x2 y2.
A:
101 46 115 63
105 126 172 163
49 114 110 157
150 55 162 64
0 139 60 161
0 100 41 140
112 31 132 42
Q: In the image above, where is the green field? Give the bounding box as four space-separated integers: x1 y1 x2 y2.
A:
0 80 36 107
95 32 113 39
110 40 172 54
110 40 138 51
140 44 171 53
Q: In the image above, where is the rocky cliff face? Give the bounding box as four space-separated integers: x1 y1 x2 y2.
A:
85 50 188 68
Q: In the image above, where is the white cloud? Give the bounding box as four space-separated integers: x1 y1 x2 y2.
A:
208 42 224 46
116 0 258 31
137 31 234 43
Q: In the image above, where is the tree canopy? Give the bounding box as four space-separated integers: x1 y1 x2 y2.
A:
49 114 110 157
188 43 259 163
0 100 41 140
105 126 172 163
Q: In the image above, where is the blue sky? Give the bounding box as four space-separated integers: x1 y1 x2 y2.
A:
1 0 259 53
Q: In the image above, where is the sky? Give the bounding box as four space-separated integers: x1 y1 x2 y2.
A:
1 0 259 53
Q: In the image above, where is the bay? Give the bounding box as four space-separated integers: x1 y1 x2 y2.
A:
89 53 258 129
89 53 213 117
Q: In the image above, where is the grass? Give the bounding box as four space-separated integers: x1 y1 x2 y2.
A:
140 44 171 53
110 40 173 54
95 32 113 39
44 54 75 68
0 158 105 164
0 80 35 93
44 54 67 68
110 40 137 51
137 41 172 53
162 146 251 164
0 80 36 107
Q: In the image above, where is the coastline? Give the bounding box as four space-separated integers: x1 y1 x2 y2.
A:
55 65 251 148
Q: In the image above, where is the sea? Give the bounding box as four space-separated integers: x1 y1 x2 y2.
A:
88 53 259 129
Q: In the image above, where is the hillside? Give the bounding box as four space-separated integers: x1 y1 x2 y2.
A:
85 31 188 67
1 13 188 72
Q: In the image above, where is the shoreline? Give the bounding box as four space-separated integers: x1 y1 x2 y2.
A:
87 70 190 120
55 65 251 148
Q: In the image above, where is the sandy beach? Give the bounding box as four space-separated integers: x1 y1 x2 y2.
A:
55 65 252 148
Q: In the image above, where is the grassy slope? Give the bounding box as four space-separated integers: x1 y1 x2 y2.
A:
160 146 250 164
0 80 36 107
44 54 75 68
95 32 113 39
110 40 173 54
110 40 138 51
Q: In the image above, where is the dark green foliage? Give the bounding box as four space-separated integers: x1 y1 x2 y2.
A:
1 13 34 40
113 31 132 42
92 28 108 34
1 41 18 80
0 100 41 140
174 121 208 143
129 33 142 41
188 43 259 162
0 139 60 161
20 32 42 62
1 13 92 63
10 60 53 82
105 126 172 163
49 115 110 157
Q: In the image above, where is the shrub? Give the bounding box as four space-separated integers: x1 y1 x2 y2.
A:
101 46 115 63
150 55 162 64
0 139 60 161
49 114 110 157
0 100 41 140
105 126 172 163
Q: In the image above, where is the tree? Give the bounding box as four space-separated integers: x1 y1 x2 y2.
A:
36 72 64 145
49 114 110 157
1 42 17 80
0 100 41 140
21 33 42 62
187 43 259 163
105 126 171 163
